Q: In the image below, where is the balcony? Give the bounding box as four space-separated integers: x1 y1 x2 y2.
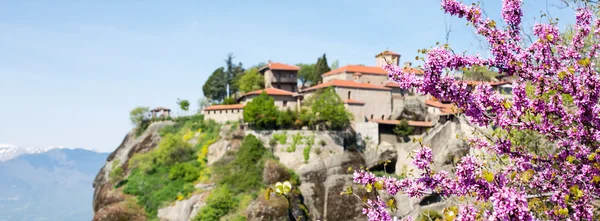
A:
272 77 297 83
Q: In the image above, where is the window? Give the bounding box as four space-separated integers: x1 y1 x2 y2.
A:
370 114 374 119
348 91 351 99
292 87 296 92
225 110 228 113
283 101 288 107
381 115 385 120
220 110 222 114
368 81 371 84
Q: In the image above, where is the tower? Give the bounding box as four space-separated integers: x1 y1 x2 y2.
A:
375 50 400 67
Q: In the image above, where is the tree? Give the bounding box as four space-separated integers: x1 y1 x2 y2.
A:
312 54 331 86
243 91 278 129
176 98 190 116
129 106 150 126
311 87 351 130
330 59 340 70
296 63 316 88
203 67 227 101
222 97 238 105
237 67 264 93
461 65 500 81
393 119 414 140
352 1 600 220
197 97 210 113
224 53 245 96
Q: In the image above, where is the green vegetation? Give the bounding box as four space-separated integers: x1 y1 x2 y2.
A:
272 132 287 145
417 210 443 221
203 54 245 102
303 135 314 163
297 63 316 88
122 115 220 218
393 119 414 139
222 97 238 105
193 186 238 221
194 134 276 220
287 133 304 152
109 160 124 186
177 98 190 112
243 91 278 129
319 139 326 147
130 106 151 136
313 54 331 85
237 67 264 93
310 87 352 130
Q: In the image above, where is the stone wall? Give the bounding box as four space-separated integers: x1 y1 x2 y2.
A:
204 109 243 123
335 87 392 121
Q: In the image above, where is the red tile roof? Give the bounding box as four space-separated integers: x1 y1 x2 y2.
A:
243 87 296 97
260 62 300 72
343 99 365 105
376 50 400 56
204 104 245 111
303 80 392 91
322 65 423 77
369 119 434 127
457 80 512 86
385 82 401 88
425 99 455 109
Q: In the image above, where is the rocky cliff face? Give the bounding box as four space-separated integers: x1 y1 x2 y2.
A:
92 118 471 221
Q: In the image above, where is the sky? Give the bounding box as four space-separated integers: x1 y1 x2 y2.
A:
0 0 578 152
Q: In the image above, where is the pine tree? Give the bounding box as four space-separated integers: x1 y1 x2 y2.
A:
312 54 331 86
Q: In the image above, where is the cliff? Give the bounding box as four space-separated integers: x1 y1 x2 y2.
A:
92 116 470 221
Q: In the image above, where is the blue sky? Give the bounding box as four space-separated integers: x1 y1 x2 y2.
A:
0 0 576 152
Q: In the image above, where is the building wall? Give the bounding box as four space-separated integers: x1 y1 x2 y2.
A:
263 70 298 92
322 72 351 83
240 95 298 111
204 109 243 123
345 103 365 122
358 74 388 85
264 69 274 88
376 54 400 67
334 87 392 122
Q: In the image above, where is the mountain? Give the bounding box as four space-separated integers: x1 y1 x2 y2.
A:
0 146 109 221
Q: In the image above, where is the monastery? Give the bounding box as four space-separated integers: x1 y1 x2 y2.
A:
204 50 512 143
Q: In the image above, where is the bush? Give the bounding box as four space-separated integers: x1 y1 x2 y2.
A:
303 145 312 163
169 162 201 182
310 87 351 130
215 134 269 194
319 140 327 147
269 139 278 148
393 119 414 141
272 132 287 145
287 133 303 152
243 91 278 129
194 186 238 221
109 160 124 186
155 134 194 166
276 109 295 129
223 97 238 105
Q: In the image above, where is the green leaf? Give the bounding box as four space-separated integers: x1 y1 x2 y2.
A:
265 188 273 200
365 183 373 193
482 170 494 183
374 180 384 190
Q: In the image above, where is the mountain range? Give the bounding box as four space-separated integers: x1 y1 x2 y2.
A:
0 144 108 221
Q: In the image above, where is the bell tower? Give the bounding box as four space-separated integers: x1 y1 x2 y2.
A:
375 50 400 67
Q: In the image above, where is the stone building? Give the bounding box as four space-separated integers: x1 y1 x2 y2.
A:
238 87 302 110
203 104 244 123
302 79 393 122
260 61 300 93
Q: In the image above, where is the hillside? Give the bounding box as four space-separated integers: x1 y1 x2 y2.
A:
0 148 109 221
92 114 469 221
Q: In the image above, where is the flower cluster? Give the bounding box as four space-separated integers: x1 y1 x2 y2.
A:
354 0 600 220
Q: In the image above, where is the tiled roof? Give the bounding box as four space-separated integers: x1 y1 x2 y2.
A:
425 99 455 109
369 119 434 127
303 80 392 91
384 82 401 88
204 104 245 111
376 50 400 56
260 62 300 72
322 65 423 77
343 99 365 105
243 87 296 97
457 80 512 86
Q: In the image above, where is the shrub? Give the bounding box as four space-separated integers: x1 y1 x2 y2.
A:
243 91 278 129
109 160 124 186
269 139 277 148
215 134 269 194
310 87 351 130
287 133 303 152
272 132 287 145
168 162 201 182
155 134 194 166
276 109 295 129
393 119 414 138
319 140 327 147
194 186 238 221
303 145 312 163
130 106 150 126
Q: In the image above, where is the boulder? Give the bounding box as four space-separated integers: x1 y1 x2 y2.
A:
157 193 209 221
246 194 289 221
263 159 292 185
391 98 428 121
364 141 398 170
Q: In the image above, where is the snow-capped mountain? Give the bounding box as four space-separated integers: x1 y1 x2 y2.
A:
0 144 99 162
